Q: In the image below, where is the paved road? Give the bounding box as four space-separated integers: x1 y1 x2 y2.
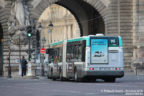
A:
0 75 144 96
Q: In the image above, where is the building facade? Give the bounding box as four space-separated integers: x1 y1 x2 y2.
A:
0 0 144 76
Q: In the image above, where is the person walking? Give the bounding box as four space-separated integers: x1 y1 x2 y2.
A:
21 56 27 77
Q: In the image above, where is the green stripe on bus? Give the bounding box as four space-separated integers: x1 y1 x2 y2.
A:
67 37 84 42
50 41 63 46
67 37 90 47
119 36 123 47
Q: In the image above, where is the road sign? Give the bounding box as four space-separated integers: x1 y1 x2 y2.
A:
40 48 46 54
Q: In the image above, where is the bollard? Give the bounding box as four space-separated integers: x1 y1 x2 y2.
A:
19 64 22 76
27 61 32 76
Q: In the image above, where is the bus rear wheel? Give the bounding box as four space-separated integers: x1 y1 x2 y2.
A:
59 72 64 81
74 71 79 82
104 78 116 82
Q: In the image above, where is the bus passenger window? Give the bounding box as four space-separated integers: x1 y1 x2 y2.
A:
66 41 86 62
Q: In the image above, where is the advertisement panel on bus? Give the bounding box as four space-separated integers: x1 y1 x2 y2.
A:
91 39 108 64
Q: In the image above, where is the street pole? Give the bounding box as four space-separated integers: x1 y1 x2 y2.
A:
27 36 33 76
19 35 21 62
38 23 42 76
19 35 21 76
27 25 33 76
51 31 52 43
42 54 44 76
28 36 31 61
8 41 11 78
41 37 46 76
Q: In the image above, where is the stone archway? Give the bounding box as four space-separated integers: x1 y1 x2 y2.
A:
31 0 134 70
32 0 107 36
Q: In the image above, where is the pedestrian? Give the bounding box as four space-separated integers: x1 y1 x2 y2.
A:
21 56 27 77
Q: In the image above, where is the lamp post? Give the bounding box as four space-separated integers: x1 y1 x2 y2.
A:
38 23 44 76
42 37 46 48
41 37 46 76
19 34 22 76
38 21 53 76
8 39 11 78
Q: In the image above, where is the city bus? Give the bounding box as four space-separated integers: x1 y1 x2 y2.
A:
46 34 124 82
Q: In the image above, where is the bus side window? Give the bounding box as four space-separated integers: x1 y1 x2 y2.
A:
66 41 85 62
73 45 77 61
73 44 81 62
78 46 82 61
59 47 63 62
49 51 54 63
53 48 61 63
66 45 73 62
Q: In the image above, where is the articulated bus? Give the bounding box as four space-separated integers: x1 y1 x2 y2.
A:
46 35 124 82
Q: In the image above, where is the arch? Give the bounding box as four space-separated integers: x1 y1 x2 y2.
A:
32 0 107 36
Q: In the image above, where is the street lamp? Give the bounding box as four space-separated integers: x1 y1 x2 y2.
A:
38 23 42 31
48 21 53 31
48 21 53 43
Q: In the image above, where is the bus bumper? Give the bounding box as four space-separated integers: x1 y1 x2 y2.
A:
82 71 124 78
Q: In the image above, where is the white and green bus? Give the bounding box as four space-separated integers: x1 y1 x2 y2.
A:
46 35 124 82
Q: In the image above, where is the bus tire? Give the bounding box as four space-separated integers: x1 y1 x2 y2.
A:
59 72 64 81
59 67 63 81
74 71 79 82
47 75 49 79
104 78 115 82
50 68 53 79
52 78 56 81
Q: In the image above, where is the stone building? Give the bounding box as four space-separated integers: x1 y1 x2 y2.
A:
0 0 144 76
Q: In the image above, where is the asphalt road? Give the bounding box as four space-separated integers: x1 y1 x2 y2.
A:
0 75 144 96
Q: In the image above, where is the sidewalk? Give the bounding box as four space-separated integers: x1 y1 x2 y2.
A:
3 71 39 80
1 71 144 80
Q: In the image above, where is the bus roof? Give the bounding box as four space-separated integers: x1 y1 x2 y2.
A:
50 35 122 47
50 36 89 46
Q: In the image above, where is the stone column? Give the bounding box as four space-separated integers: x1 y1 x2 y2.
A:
132 0 144 72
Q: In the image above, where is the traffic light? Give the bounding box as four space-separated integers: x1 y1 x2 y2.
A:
28 32 32 37
29 54 32 61
27 26 32 37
